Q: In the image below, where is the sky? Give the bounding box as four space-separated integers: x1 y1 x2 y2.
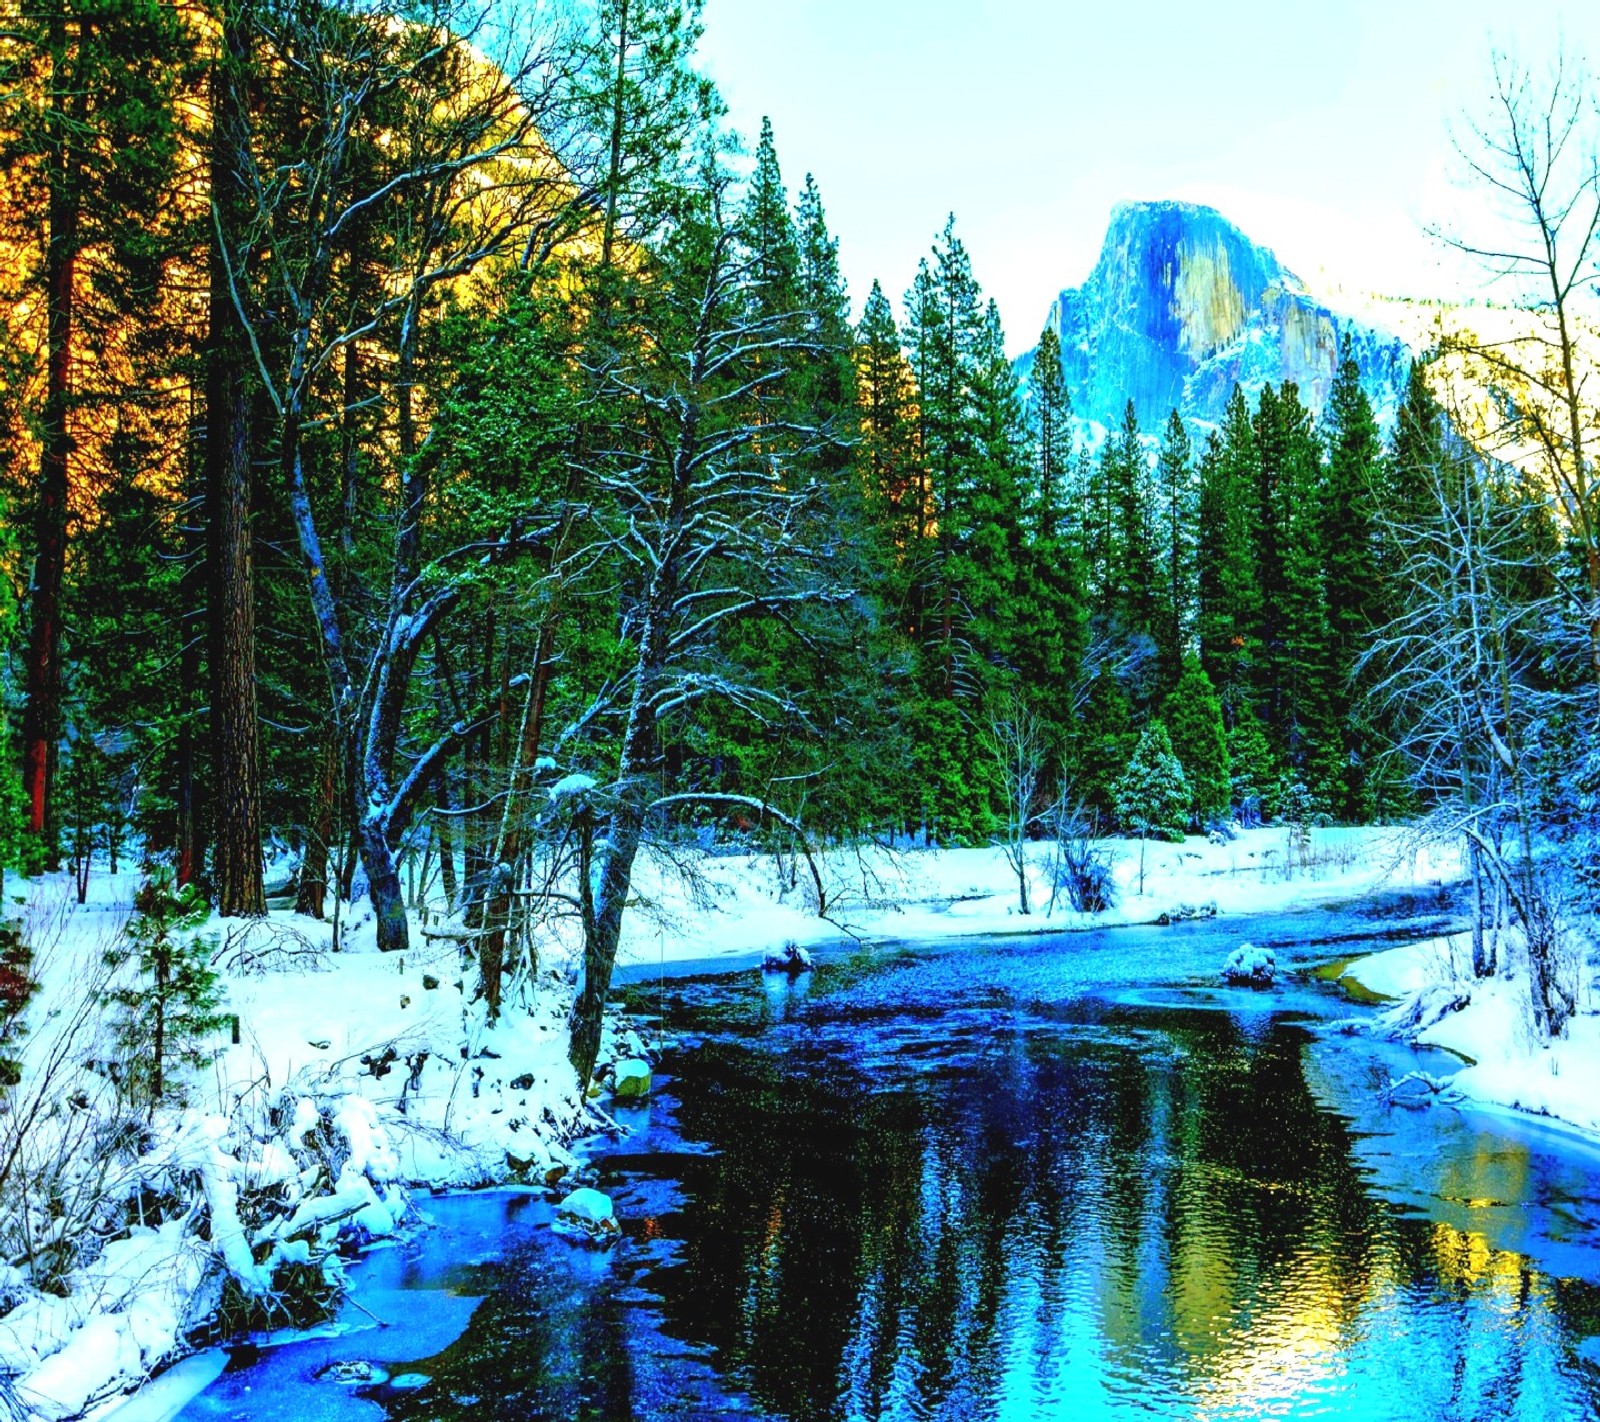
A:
696 0 1600 354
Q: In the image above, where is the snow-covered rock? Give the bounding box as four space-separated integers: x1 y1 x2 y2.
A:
762 942 813 975
612 1059 651 1100
1221 942 1276 987
553 1188 620 1245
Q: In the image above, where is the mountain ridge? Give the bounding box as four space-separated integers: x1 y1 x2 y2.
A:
1016 200 1413 437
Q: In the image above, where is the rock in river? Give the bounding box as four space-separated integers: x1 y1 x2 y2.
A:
613 1059 652 1100
1221 942 1276 988
553 1187 621 1245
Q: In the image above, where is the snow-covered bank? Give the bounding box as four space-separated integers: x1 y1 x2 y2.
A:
0 876 617 1421
612 823 1462 969
1341 930 1600 1138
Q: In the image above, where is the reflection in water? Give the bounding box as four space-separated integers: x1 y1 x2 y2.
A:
182 917 1600 1422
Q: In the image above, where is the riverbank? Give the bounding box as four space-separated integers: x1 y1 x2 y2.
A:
1340 930 1600 1138
610 822 1461 969
0 823 1461 1419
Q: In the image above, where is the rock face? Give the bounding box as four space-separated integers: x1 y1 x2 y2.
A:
1017 201 1411 434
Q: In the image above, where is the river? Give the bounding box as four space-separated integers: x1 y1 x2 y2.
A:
173 893 1600 1420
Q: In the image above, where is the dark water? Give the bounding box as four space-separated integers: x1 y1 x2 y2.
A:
176 897 1600 1421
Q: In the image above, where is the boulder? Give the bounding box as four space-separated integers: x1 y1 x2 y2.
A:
553 1187 621 1245
762 942 813 975
613 1059 652 1100
1221 942 1276 987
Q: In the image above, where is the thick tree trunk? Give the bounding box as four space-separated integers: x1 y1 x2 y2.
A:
207 5 265 916
359 813 408 954
20 29 79 859
176 412 207 887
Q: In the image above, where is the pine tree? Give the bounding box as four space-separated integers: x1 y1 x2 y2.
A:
742 116 801 321
1106 401 1157 638
856 280 921 548
1321 338 1385 819
1196 389 1261 707
1154 410 1197 693
1164 662 1231 826
1074 668 1135 819
1113 722 1190 893
106 869 228 1111
1030 326 1072 538
2 0 194 859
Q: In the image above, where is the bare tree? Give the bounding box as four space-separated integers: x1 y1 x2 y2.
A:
562 164 852 1082
215 0 577 952
979 689 1050 915
1363 421 1577 1038
1439 50 1600 699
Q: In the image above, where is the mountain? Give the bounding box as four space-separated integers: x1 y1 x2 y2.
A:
1016 201 1413 436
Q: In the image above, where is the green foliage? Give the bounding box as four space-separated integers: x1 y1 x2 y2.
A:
1226 705 1279 823
1163 663 1231 826
1074 668 1135 822
1113 722 1190 840
106 869 227 1108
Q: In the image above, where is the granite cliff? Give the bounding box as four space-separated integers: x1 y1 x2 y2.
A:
1017 201 1412 435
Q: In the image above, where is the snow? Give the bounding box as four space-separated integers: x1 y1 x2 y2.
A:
0 824 1465 1417
1343 929 1600 1137
609 824 1459 971
547 772 596 801
1221 942 1276 986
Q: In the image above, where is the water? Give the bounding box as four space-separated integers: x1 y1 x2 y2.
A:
176 895 1600 1420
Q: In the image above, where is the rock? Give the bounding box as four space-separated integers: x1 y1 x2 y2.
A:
319 1361 389 1386
509 1073 535 1091
307 1038 331 1050
762 941 813 975
422 974 440 990
553 1187 621 1245
1157 901 1218 925
1014 201 1409 433
1221 943 1276 987
543 1164 569 1189
613 1059 651 1100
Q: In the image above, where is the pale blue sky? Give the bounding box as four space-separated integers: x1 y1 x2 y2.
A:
698 0 1600 352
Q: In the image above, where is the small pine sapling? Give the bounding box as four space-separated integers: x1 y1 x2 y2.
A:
106 869 227 1110
1113 723 1190 896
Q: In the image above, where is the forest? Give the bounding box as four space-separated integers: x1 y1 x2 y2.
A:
0 2 1599 1411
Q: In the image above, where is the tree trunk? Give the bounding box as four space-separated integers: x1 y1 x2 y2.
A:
359 812 409 953
176 408 207 887
20 12 79 861
207 3 265 917
295 732 335 918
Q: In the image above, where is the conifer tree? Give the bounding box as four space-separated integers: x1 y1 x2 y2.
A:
856 281 920 547
1030 326 1072 537
2 0 194 857
1196 389 1261 707
1075 667 1135 819
1321 338 1385 819
106 869 228 1111
1154 410 1197 692
1164 662 1231 826
1113 722 1189 893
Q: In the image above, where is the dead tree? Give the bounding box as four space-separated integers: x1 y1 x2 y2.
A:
979 689 1050 915
1363 428 1576 1038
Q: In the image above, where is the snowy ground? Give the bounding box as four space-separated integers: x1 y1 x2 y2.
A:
0 822 1463 1419
611 822 1462 969
1341 927 1600 1138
